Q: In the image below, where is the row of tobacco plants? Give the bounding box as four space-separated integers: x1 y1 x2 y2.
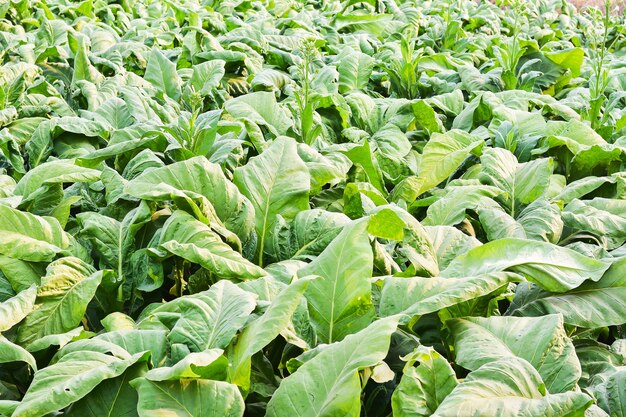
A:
1 0 626 415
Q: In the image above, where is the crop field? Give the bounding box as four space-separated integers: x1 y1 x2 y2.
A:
1 0 626 416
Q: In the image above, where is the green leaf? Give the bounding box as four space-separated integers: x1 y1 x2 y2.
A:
392 130 484 202
16 257 104 347
0 335 37 371
94 97 134 129
477 198 563 244
508 257 626 328
14 159 101 201
65 362 147 417
480 147 553 215
144 349 228 381
131 378 244 417
26 327 92 353
588 368 626 417
126 156 255 244
373 205 439 276
552 176 617 204
442 238 610 292
299 220 375 343
562 198 626 249
0 205 70 263
71 36 102 85
368 207 405 241
144 48 181 100
146 280 256 356
95 330 168 368
190 59 225 95
516 199 563 243
424 226 481 270
337 48 375 93
0 285 36 331
13 350 149 417
544 48 584 77
392 346 457 417
448 314 581 393
432 358 592 417
154 210 266 280
224 92 293 139
233 136 310 266
77 206 152 285
265 316 400 417
412 100 444 134
379 272 520 321
266 209 350 262
343 139 386 194
228 276 315 390
423 184 502 226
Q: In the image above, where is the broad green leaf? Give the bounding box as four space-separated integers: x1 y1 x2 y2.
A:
392 346 457 417
94 97 134 129
540 120 606 154
477 205 526 240
552 176 617 204
562 198 626 249
379 272 520 321
392 130 484 202
372 205 439 277
0 273 15 302
0 335 37 371
144 349 227 381
266 209 350 262
76 134 165 168
65 362 147 417
368 207 406 241
516 199 563 243
265 316 400 417
480 147 553 216
146 280 256 356
101 313 135 332
477 199 563 244
588 367 626 417
412 100 444 134
71 36 102 85
442 238 610 292
423 184 502 226
96 330 168 367
338 48 375 93
16 258 104 347
190 60 225 95
144 48 181 100
224 91 293 138
0 285 36 331
131 378 244 417
77 206 152 285
26 327 92 353
343 139 386 194
26 117 108 168
0 205 70 263
126 156 255 244
154 210 266 280
432 358 592 417
14 159 100 200
233 136 310 266
508 257 626 328
228 276 315 390
424 226 481 270
13 351 149 417
299 220 375 343
448 314 581 393
545 48 584 76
